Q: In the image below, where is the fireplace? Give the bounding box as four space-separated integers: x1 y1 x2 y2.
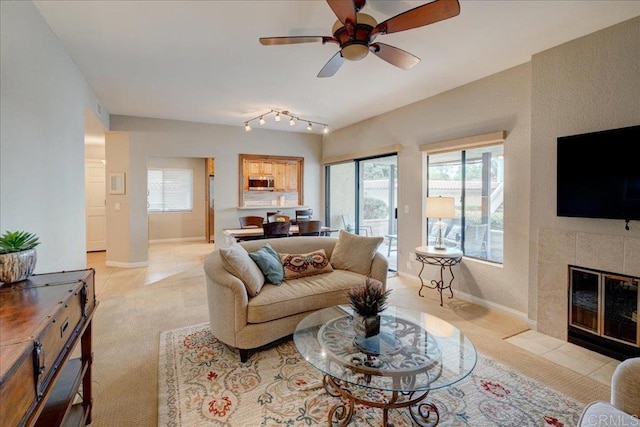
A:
568 265 640 360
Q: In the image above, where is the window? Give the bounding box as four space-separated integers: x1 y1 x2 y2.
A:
426 144 504 263
147 168 193 212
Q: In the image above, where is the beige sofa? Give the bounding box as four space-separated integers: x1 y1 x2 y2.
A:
578 357 640 426
204 234 388 362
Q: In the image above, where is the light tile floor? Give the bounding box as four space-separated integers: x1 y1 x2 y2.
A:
505 329 620 386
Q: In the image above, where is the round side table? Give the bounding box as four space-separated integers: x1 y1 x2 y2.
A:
415 246 463 306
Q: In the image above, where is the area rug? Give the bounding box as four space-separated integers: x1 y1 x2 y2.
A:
159 323 584 426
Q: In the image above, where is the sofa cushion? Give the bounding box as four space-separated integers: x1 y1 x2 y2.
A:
247 269 368 324
249 244 284 285
219 243 264 297
280 249 333 280
330 230 384 276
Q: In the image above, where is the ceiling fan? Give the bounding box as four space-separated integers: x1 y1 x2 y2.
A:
259 0 460 78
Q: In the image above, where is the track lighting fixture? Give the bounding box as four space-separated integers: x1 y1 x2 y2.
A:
243 109 329 133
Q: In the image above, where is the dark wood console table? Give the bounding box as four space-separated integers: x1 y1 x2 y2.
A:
0 269 97 427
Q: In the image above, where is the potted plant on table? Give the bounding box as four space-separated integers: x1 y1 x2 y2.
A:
347 278 392 338
0 230 40 284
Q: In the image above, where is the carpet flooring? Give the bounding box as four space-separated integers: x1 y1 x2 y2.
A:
158 323 584 426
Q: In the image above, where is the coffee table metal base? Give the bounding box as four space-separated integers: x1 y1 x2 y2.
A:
323 375 440 427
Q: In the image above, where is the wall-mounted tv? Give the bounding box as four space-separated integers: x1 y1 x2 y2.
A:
557 125 640 222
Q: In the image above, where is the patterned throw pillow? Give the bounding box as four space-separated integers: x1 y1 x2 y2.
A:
280 249 333 280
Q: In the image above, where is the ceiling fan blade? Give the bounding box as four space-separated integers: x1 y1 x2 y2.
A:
370 43 420 70
317 51 345 78
372 0 460 36
326 0 357 27
259 36 334 45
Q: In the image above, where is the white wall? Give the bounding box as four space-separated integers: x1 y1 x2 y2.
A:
0 1 108 274
106 116 322 266
323 63 532 316
147 156 206 241
530 16 640 327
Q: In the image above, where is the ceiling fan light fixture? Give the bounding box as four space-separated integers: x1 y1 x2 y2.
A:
341 43 369 61
290 117 296 126
259 116 265 125
307 122 312 131
244 122 251 132
323 125 329 134
275 113 281 122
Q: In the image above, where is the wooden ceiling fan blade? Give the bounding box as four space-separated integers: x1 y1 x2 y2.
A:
317 51 344 78
373 0 460 36
259 36 333 46
326 0 357 27
370 43 420 70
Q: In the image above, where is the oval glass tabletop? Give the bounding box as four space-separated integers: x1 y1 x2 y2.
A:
293 305 477 393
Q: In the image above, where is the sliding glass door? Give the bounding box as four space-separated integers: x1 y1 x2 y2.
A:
326 154 398 272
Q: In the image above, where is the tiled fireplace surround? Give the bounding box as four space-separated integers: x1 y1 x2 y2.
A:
536 228 640 342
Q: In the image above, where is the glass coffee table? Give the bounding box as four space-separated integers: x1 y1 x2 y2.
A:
293 305 477 426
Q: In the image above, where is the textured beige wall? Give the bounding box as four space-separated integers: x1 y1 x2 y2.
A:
531 17 640 330
323 63 532 316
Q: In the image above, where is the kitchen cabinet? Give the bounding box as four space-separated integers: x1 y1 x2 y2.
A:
239 154 304 206
286 162 298 191
247 160 273 176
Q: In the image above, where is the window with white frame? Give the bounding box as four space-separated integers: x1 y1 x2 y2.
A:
147 168 193 212
422 132 505 264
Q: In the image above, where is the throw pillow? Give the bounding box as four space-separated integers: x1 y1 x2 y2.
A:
330 230 383 276
219 243 264 297
249 244 284 285
280 249 333 280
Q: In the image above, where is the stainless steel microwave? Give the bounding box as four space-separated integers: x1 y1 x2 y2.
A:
248 175 275 191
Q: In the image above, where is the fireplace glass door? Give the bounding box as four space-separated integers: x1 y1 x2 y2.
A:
603 274 639 345
569 267 600 334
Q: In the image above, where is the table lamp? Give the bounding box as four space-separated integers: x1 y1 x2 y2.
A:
426 196 455 250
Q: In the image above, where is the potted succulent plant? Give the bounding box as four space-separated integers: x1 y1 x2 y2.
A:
0 230 40 284
347 278 392 338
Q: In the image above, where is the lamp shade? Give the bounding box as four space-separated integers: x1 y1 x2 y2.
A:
425 196 455 219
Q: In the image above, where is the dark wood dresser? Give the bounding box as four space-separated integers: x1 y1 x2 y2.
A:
0 269 97 427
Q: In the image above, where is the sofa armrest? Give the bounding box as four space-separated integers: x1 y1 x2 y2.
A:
370 252 389 289
203 251 250 347
611 357 640 417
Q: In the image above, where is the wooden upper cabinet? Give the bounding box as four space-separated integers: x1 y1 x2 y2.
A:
274 162 286 191
286 162 298 191
248 160 273 176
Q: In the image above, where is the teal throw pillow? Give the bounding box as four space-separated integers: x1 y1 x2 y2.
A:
249 244 284 285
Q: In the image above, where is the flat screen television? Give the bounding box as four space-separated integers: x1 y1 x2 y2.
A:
557 125 640 221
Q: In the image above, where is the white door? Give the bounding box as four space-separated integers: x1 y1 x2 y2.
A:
85 159 106 251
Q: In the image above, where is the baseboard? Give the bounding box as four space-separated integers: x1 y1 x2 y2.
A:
105 260 149 268
396 272 529 324
149 237 206 244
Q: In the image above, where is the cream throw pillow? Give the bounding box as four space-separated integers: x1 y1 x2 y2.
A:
330 230 383 276
219 243 264 297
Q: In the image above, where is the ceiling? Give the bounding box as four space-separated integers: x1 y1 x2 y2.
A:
34 1 640 139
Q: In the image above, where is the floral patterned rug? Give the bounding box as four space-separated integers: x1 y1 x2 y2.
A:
158 323 583 426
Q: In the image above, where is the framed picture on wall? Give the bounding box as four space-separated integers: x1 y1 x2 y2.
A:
109 172 126 195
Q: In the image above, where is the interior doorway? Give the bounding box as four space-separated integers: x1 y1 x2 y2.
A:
205 158 215 243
